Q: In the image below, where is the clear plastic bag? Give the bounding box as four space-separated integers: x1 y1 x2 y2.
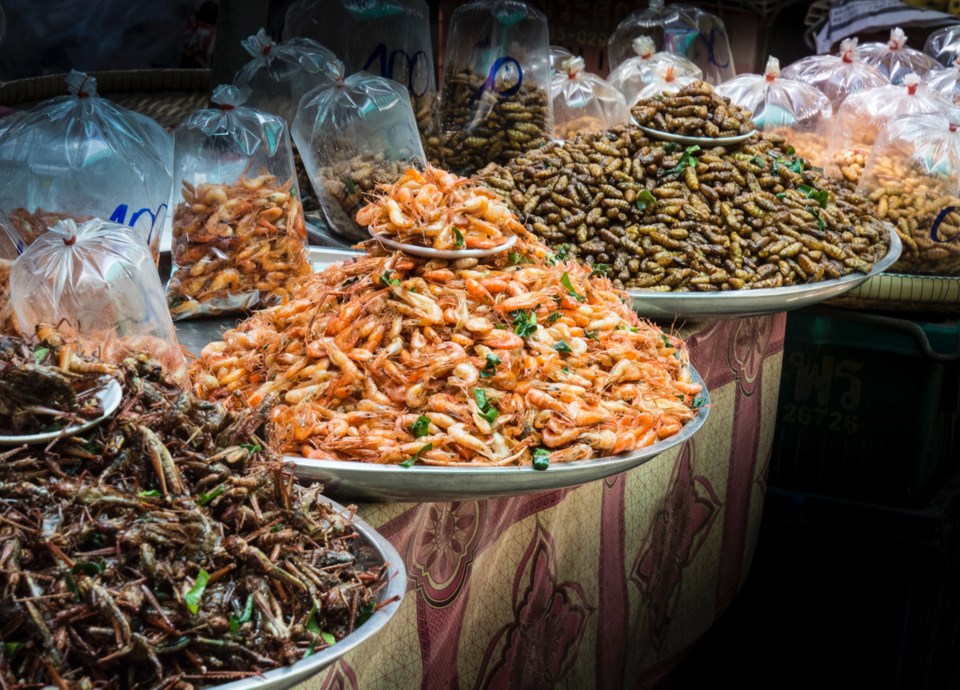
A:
0 71 173 261
622 61 703 105
856 27 940 84
167 85 312 320
438 0 552 176
924 24 960 67
780 38 889 110
282 0 438 155
550 45 576 74
857 111 960 275
551 56 630 140
607 0 735 85
0 211 22 336
923 57 960 105
233 28 343 126
292 71 425 242
715 56 832 164
10 218 187 383
825 74 952 187
606 35 702 107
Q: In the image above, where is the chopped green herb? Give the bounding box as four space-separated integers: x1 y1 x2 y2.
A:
138 489 161 498
184 570 210 615
512 310 538 338
660 333 672 347
553 340 573 353
797 184 828 209
71 560 105 577
453 227 464 248
197 485 225 506
785 145 796 155
776 192 786 199
667 145 701 175
2 642 23 657
590 263 609 277
378 270 401 287
585 330 600 340
270 523 284 532
356 601 377 626
508 251 531 265
532 447 551 471
230 594 254 632
546 311 563 323
634 189 658 212
305 602 322 634
241 443 262 454
560 272 583 302
750 155 765 167
692 396 707 408
473 389 499 425
400 443 433 468
321 632 336 646
617 324 639 333
32 346 50 364
811 207 826 230
304 640 317 658
480 353 501 379
408 415 431 438
546 244 569 265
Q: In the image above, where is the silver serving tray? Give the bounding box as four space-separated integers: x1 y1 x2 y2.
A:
628 229 902 320
637 124 757 146
212 495 406 690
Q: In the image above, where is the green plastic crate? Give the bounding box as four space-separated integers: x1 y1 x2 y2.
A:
772 307 960 508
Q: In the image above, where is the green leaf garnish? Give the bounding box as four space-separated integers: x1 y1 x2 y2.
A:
512 310 538 338
241 443 262 454
321 631 336 646
617 324 639 333
785 145 796 155
635 189 657 212
378 270 401 287
692 396 706 408
184 570 210 615
560 272 584 302
508 251 531 265
138 489 161 498
546 245 569 266
306 602 322 634
197 485 225 506
453 227 464 248
667 145 701 175
798 184 829 209
553 340 572 353
408 415 431 438
230 594 254 632
532 447 551 471
473 389 499 425
480 353 501 379
356 601 376 626
590 263 609 277
32 347 50 364
2 642 23 657
585 330 600 340
400 443 432 468
546 311 563 323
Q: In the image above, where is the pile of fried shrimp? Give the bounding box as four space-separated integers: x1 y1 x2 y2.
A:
190 168 704 467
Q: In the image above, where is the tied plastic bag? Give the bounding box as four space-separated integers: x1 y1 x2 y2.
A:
292 70 425 242
551 57 629 140
925 24 960 67
167 85 312 321
825 74 952 187
438 0 552 176
857 111 960 275
233 28 344 126
10 219 187 383
923 57 960 105
607 35 702 106
856 27 940 85
780 38 889 110
0 211 22 336
282 0 439 157
0 71 173 261
607 0 735 85
550 45 576 74
715 56 832 164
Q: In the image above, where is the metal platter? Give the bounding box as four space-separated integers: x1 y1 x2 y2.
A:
637 124 757 146
628 230 902 320
0 378 123 446
213 495 406 690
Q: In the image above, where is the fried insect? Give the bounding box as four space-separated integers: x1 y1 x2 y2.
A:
632 81 756 137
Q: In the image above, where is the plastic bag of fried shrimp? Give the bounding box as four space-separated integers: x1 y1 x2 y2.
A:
550 57 630 140
167 85 311 320
606 35 702 107
10 218 187 383
856 27 940 85
780 38 888 110
233 28 343 126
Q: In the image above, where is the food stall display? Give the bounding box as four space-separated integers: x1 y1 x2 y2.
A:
855 27 940 85
607 35 703 107
550 56 630 140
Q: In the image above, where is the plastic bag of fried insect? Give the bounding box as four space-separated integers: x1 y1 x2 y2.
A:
715 56 832 165
438 0 553 176
550 57 630 140
606 35 702 107
857 111 960 276
0 211 23 336
167 85 311 320
780 38 888 111
825 74 952 187
924 56 960 105
607 0 735 85
856 27 940 85
10 218 188 384
925 25 960 68
232 28 344 126
292 69 426 242
0 70 172 261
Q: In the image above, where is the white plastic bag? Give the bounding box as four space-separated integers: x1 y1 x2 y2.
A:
856 27 939 85
0 71 173 261
606 35 702 107
10 219 187 382
551 57 629 140
780 38 889 110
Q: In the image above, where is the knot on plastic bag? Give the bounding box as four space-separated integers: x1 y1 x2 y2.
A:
561 56 585 78
212 84 248 110
764 56 781 81
50 219 80 246
67 70 97 99
903 73 921 95
888 27 908 51
242 28 274 59
633 36 656 59
840 37 859 63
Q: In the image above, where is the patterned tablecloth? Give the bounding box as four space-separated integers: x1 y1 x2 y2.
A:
302 314 786 690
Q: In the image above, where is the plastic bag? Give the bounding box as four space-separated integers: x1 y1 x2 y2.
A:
0 71 173 261
856 27 939 84
924 24 960 67
780 38 889 110
550 45 576 74
0 211 22 336
438 0 552 176
622 61 703 105
166 85 311 321
282 0 438 155
551 57 630 140
233 28 344 126
825 74 952 187
292 70 425 242
923 57 960 105
10 219 187 383
715 56 832 164
857 111 960 275
606 35 702 107
607 0 735 85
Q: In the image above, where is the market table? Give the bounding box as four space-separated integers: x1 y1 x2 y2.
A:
299 313 786 690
